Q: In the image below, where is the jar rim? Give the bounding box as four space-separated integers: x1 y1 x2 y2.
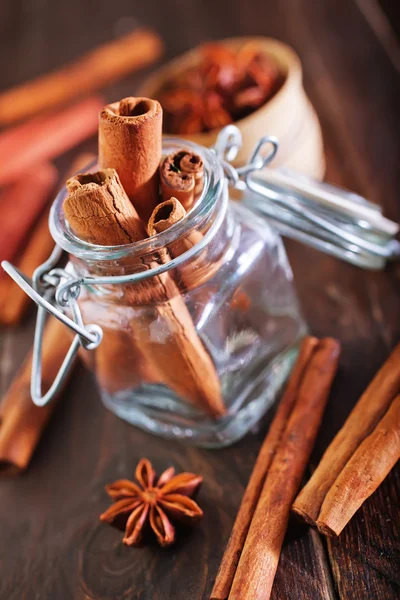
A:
50 137 224 261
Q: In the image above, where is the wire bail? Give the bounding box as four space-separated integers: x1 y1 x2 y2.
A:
2 251 102 407
212 126 400 269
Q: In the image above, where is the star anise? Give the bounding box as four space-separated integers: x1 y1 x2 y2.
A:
100 458 203 547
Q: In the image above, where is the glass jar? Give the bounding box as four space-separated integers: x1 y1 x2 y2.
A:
50 139 306 447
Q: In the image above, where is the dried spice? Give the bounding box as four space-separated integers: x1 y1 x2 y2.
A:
159 149 204 208
100 458 203 547
157 42 283 134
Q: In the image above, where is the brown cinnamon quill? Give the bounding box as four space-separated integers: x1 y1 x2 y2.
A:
148 197 223 292
99 97 162 220
0 97 103 186
0 318 75 474
0 153 95 325
210 336 319 600
64 169 225 416
148 197 202 258
317 395 400 537
228 338 341 600
292 341 400 526
160 150 204 210
0 163 57 267
0 29 163 126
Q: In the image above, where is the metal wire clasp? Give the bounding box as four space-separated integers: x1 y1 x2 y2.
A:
1 246 102 406
213 126 400 270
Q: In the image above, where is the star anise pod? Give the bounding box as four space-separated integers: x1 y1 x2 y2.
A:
100 458 203 547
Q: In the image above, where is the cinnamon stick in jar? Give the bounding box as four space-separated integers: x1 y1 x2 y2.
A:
148 197 220 291
99 97 162 221
160 150 204 210
317 395 400 537
228 338 341 600
65 169 161 391
148 197 202 256
292 341 400 526
64 169 225 417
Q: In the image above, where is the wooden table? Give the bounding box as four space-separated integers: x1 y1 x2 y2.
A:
1 0 399 598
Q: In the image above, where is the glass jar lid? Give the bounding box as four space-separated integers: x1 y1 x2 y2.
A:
215 125 400 270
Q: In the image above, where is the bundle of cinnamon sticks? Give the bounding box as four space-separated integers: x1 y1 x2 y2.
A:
211 336 341 600
65 96 224 418
293 342 400 537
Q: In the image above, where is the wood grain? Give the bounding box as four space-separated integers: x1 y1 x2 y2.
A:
0 0 399 598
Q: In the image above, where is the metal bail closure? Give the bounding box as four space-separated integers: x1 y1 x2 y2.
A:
214 126 400 270
1 249 102 407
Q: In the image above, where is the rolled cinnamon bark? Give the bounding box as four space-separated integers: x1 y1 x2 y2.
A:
148 197 224 293
148 197 202 257
65 169 160 390
64 170 225 417
179 151 204 198
65 169 146 244
317 395 400 537
0 163 57 267
159 150 204 210
229 338 341 600
0 153 96 326
0 318 75 474
0 209 52 324
0 29 163 126
0 96 103 186
292 341 400 526
210 336 320 600
99 97 162 221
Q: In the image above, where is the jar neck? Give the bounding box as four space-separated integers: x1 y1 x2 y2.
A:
50 139 226 277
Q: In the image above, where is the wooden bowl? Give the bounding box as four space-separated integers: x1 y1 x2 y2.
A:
139 37 325 179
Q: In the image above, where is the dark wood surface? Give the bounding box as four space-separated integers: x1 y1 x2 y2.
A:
0 0 399 598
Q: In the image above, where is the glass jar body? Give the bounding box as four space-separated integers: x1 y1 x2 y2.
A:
52 140 305 447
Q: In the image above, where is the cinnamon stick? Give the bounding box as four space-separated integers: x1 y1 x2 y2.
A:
179 151 204 198
99 97 162 220
64 169 225 416
160 150 204 210
0 163 57 266
148 197 225 293
0 97 103 186
0 317 75 474
0 153 95 326
65 168 161 390
210 336 319 600
316 395 400 537
0 29 163 126
228 338 341 600
148 197 202 257
292 342 400 526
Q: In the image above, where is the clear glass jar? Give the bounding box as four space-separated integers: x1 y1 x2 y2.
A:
50 139 306 447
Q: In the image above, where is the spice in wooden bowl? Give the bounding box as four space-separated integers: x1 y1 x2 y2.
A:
156 42 283 135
